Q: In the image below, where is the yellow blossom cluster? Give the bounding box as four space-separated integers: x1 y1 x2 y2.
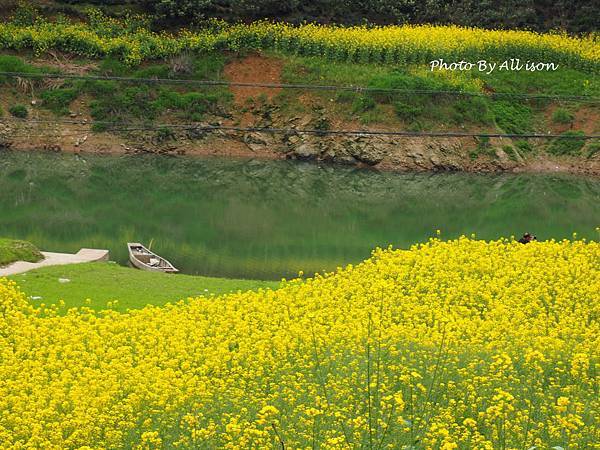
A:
0 17 597 69
0 237 598 448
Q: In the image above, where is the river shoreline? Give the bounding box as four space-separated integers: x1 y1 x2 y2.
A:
2 124 599 176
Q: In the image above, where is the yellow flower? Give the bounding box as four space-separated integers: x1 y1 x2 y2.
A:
0 236 597 447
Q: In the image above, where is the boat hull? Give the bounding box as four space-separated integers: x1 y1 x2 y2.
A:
127 243 179 274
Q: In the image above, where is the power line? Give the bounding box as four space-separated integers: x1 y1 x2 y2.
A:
0 71 598 102
2 118 599 139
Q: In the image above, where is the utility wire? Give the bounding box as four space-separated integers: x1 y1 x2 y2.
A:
0 71 598 102
2 118 599 139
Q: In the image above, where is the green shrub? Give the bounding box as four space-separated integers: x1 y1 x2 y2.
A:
471 136 497 158
314 116 330 132
41 88 79 115
91 122 109 132
88 84 156 123
9 104 28 118
155 126 176 142
152 89 223 116
83 77 227 128
0 55 43 83
133 65 171 79
368 72 449 104
189 54 227 80
551 108 574 124
548 131 586 156
0 238 43 266
491 101 532 135
393 101 422 121
452 97 493 125
97 58 130 76
351 95 375 113
407 121 423 132
10 4 40 27
335 91 356 104
586 142 600 158
514 140 534 153
183 92 222 114
503 145 519 161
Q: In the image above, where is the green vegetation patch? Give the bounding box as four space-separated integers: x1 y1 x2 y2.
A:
8 104 28 118
278 54 598 137
552 108 575 125
548 131 587 156
40 88 79 115
281 56 548 131
0 55 43 81
9 262 279 312
514 140 534 154
0 53 231 127
83 55 231 129
0 238 43 266
490 101 532 135
477 69 600 98
469 136 497 160
586 142 600 159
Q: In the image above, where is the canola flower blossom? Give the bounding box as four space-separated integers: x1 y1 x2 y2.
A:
0 15 598 70
0 237 599 448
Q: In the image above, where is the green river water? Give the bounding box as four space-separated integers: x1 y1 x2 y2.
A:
1 151 598 279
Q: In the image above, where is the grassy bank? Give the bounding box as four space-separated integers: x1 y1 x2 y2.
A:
8 262 279 311
277 53 599 138
1 50 598 162
0 53 232 130
0 238 42 266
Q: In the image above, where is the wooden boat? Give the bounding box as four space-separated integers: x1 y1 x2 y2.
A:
127 243 179 273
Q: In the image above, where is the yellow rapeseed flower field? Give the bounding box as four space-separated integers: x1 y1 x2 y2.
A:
0 18 598 70
0 237 599 448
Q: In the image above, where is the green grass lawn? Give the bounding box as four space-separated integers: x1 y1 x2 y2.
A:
8 262 280 312
0 238 43 266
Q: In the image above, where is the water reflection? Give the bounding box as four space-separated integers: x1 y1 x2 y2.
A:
1 152 598 279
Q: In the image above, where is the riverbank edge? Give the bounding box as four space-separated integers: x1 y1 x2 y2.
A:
2 129 599 176
7 261 281 312
0 248 109 276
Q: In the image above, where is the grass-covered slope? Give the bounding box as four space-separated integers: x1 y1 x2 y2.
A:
8 262 279 312
0 238 42 266
1 237 598 448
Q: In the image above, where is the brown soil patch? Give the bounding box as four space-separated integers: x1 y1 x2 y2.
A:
223 54 284 105
3 117 281 160
545 104 599 135
573 106 599 134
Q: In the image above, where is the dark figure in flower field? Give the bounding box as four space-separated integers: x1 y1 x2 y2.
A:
518 233 537 244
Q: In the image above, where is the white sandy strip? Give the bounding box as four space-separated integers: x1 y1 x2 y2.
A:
0 249 109 276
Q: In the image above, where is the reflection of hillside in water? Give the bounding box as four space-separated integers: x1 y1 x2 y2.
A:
0 151 598 279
